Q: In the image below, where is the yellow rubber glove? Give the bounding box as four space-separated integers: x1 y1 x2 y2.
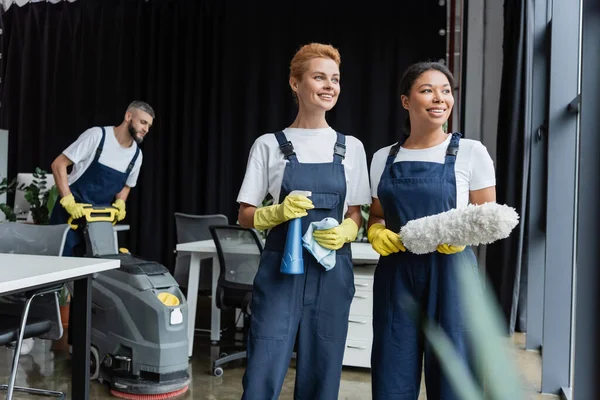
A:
253 194 314 231
367 223 406 256
312 218 359 250
112 199 126 221
437 244 466 254
59 193 85 220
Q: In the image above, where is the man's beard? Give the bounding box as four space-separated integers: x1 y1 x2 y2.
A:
128 123 144 144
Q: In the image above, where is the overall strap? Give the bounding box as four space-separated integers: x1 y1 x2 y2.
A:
274 131 298 163
126 144 141 174
93 127 107 162
445 132 462 163
333 132 346 164
386 143 401 167
386 134 409 166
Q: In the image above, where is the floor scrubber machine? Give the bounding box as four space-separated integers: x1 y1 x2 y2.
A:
68 206 190 399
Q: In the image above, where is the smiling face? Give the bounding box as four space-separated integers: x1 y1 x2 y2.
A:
401 69 454 129
290 57 340 113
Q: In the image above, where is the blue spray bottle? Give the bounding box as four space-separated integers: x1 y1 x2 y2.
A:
280 190 311 275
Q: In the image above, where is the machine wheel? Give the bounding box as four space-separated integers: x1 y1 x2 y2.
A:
90 346 100 380
213 367 223 377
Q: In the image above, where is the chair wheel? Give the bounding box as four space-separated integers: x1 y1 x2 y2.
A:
213 367 223 377
90 346 100 380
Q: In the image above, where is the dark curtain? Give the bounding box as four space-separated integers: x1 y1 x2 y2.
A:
485 0 532 334
0 0 447 269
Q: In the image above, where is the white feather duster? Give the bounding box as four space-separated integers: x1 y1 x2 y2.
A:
399 202 520 255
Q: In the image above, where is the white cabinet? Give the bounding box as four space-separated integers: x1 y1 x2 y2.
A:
343 264 376 368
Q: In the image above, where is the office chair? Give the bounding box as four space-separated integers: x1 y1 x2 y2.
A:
0 222 69 399
208 225 263 377
173 213 228 295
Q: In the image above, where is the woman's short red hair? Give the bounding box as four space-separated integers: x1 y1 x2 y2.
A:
289 43 341 81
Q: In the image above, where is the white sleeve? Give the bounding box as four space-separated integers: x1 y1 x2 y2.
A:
236 140 269 207
62 127 102 164
469 142 496 190
369 147 391 198
125 151 143 187
346 138 372 206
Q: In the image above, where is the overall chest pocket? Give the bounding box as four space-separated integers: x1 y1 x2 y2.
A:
308 192 341 222
310 192 340 210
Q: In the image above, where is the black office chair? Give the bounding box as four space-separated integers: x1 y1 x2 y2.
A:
208 225 263 377
0 285 66 399
0 222 68 399
173 213 228 295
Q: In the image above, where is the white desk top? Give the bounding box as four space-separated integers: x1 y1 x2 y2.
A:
350 241 380 264
177 240 379 264
0 254 119 294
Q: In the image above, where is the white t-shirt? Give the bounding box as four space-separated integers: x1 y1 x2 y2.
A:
237 127 372 214
63 126 143 188
370 134 496 208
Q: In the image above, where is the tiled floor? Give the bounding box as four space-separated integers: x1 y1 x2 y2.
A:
0 333 559 399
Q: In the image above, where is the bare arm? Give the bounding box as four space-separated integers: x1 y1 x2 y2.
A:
114 186 131 202
367 197 385 229
50 154 73 198
345 205 362 229
238 202 257 229
470 186 496 205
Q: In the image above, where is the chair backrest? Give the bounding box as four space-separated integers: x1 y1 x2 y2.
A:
209 225 263 310
0 222 70 256
175 213 228 243
173 213 228 290
0 222 69 341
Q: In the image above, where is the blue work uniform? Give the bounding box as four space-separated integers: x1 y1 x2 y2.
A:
371 132 478 400
49 127 139 256
242 131 356 400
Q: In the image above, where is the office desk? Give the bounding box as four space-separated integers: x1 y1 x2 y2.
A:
176 240 379 357
0 254 119 400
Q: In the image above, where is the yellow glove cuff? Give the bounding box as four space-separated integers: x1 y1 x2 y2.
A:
367 223 386 243
339 218 359 243
113 199 126 211
253 204 282 231
59 193 76 208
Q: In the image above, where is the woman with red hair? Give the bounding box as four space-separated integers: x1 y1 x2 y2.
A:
236 43 371 399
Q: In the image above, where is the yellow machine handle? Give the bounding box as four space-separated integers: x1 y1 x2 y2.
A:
68 206 119 230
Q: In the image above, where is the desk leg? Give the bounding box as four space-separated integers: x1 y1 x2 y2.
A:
186 253 201 357
113 231 119 253
71 276 91 400
211 255 221 343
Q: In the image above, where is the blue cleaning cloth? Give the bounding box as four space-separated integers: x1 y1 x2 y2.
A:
302 217 339 270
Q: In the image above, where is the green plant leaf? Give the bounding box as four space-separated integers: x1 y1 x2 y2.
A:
457 262 524 400
399 259 524 400
401 295 484 400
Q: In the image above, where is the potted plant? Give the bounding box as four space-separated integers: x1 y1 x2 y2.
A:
0 176 18 222
58 285 71 319
19 167 58 225
52 285 71 351
355 204 371 242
